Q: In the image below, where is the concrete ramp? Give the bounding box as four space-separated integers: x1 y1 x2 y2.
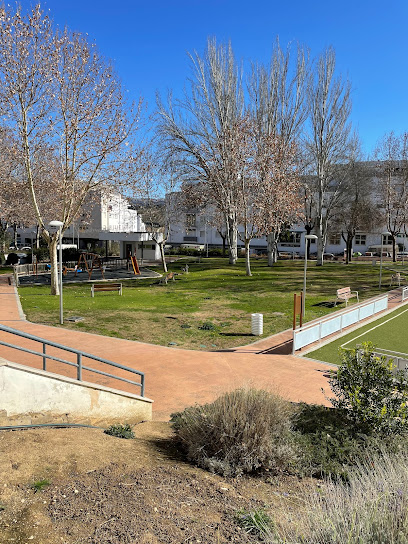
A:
0 358 153 427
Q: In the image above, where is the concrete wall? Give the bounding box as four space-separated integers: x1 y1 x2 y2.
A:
0 358 153 427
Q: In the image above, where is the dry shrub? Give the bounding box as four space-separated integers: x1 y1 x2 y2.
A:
171 387 296 476
273 450 408 544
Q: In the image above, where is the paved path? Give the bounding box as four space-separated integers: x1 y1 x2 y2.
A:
0 275 377 420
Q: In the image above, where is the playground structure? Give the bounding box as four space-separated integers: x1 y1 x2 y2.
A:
75 252 106 280
130 255 140 275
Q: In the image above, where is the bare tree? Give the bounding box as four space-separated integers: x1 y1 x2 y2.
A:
138 162 182 273
374 132 408 261
249 40 309 265
0 4 143 294
305 47 352 266
331 140 376 263
156 38 244 265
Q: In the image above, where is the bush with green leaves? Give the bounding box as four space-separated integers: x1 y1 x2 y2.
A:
5 252 18 265
104 423 135 439
329 342 408 435
171 387 296 476
33 246 50 262
292 403 407 479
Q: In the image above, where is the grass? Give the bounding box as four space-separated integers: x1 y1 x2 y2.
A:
30 478 50 492
18 257 393 350
307 304 408 365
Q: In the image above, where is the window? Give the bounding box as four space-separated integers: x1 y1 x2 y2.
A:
185 214 196 228
279 231 301 246
200 231 205 237
382 234 393 245
355 234 366 245
329 233 341 245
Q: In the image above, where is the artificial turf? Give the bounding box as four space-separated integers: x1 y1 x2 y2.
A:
306 304 408 365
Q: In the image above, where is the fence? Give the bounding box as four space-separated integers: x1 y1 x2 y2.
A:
293 294 389 353
372 349 408 374
13 258 130 285
0 323 145 396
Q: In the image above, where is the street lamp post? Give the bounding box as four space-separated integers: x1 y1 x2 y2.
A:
49 221 64 324
379 232 391 289
303 234 318 317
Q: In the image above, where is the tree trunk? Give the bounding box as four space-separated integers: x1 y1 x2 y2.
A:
245 239 252 276
48 236 59 296
226 214 237 265
346 235 353 264
392 235 397 262
159 242 168 273
13 224 18 248
267 232 278 266
316 220 324 266
35 224 40 249
219 233 226 257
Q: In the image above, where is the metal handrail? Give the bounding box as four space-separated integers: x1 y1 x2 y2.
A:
0 323 145 397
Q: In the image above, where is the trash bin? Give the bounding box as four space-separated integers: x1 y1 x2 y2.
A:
251 313 263 336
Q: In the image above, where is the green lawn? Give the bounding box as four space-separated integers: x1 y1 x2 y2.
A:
306 304 408 365
18 258 396 350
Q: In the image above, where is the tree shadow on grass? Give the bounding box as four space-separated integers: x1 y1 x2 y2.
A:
219 331 254 336
312 301 340 308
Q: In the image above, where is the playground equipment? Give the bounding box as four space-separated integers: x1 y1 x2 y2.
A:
130 255 140 275
77 252 105 280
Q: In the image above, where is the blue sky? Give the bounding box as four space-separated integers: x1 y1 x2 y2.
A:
26 0 408 155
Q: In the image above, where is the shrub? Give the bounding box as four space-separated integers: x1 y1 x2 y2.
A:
33 246 50 262
292 403 406 479
104 423 135 439
329 342 408 435
236 508 277 541
5 252 18 265
30 478 50 492
62 247 79 262
198 321 216 330
171 388 296 476
288 451 408 543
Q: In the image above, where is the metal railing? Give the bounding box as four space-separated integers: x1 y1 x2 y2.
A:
293 294 389 353
0 323 145 397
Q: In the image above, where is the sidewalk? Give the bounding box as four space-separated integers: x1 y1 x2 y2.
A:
0 275 341 420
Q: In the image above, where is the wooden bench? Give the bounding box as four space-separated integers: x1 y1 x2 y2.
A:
159 272 176 285
335 287 359 306
91 283 122 297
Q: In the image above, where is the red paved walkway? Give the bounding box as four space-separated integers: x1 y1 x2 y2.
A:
0 276 343 420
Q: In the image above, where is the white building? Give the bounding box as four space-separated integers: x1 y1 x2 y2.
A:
13 191 162 261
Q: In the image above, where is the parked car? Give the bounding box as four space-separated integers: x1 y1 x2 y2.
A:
323 253 335 260
20 246 32 251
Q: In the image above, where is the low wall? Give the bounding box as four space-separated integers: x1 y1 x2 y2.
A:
293 294 389 352
0 358 153 426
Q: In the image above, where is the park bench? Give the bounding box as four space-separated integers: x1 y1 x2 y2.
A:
335 286 359 307
159 272 176 285
91 283 122 297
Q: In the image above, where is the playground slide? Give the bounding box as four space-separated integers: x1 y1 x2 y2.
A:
131 256 140 275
